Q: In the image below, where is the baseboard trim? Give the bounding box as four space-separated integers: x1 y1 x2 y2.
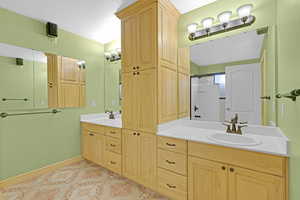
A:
0 156 83 188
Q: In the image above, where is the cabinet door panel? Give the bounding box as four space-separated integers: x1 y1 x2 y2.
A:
178 72 190 118
178 48 190 74
137 4 157 70
95 133 105 166
137 69 157 133
60 83 80 107
158 5 178 70
82 130 97 162
228 166 284 200
122 73 138 130
122 16 138 73
139 132 157 189
61 57 79 83
122 130 139 181
80 85 86 107
158 67 178 123
188 157 227 200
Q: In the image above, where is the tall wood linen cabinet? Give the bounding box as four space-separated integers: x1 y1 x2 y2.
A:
116 0 182 191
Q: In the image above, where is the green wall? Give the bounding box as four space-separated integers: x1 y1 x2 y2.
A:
0 8 105 180
104 40 121 111
277 1 300 199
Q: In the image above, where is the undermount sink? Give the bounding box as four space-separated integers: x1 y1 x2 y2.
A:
208 133 261 146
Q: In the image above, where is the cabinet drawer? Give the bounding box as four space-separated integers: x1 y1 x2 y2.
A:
105 127 121 139
157 168 187 200
158 149 187 176
105 151 121 174
106 136 121 154
158 136 187 154
81 122 104 134
188 141 287 177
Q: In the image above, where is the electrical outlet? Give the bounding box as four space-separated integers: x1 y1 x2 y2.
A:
90 100 96 107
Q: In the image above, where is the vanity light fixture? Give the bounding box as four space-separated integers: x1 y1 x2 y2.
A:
202 17 214 34
188 4 255 41
237 4 253 23
105 49 121 62
218 11 232 28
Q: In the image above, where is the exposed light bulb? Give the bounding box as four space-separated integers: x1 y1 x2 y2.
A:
104 52 111 60
187 23 198 34
202 17 214 29
218 11 232 24
237 4 253 18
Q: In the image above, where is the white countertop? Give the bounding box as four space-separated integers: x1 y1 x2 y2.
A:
80 114 288 157
158 118 289 157
80 113 122 128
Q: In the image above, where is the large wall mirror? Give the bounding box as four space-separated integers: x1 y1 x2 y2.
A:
104 45 122 112
0 43 48 111
0 42 87 112
190 28 276 126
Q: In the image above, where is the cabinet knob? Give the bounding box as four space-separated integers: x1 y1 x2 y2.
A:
133 67 136 70
230 168 234 172
222 166 226 170
136 66 140 69
137 133 140 136
133 72 136 75
136 71 140 75
133 132 137 136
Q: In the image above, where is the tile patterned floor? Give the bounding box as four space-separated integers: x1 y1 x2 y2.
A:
0 160 169 200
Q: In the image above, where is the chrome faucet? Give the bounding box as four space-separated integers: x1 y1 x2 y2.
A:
105 110 115 119
223 114 247 135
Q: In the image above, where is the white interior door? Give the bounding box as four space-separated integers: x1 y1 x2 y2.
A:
225 64 261 124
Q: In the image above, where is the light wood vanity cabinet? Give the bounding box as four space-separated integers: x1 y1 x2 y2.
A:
122 129 157 190
188 142 287 200
81 123 122 175
47 54 86 108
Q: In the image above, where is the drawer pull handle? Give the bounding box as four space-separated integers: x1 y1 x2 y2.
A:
166 160 176 165
110 144 116 147
166 184 176 189
230 168 234 172
110 131 116 134
166 143 176 147
222 166 226 170
110 161 116 165
89 133 95 136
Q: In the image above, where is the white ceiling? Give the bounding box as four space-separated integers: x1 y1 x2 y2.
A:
190 31 265 66
0 0 216 44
